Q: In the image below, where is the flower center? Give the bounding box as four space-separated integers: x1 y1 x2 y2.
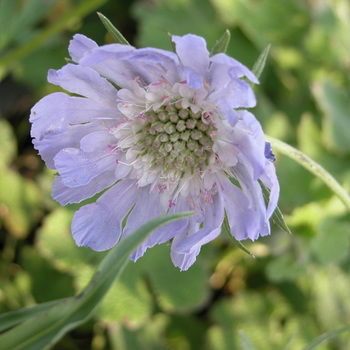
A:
136 101 216 177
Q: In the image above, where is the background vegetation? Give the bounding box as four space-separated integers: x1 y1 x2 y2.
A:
0 0 349 349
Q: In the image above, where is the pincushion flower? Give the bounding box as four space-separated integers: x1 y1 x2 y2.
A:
30 33 279 271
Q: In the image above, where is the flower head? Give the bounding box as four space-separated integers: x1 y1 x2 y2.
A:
30 33 279 270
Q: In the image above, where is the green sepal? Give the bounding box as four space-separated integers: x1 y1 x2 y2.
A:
97 12 130 45
210 29 231 56
250 43 271 86
223 213 255 258
260 181 292 235
168 32 176 53
64 57 77 64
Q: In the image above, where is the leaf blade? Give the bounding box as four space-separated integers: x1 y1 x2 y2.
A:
97 12 130 45
302 326 350 350
250 43 271 86
0 212 194 350
210 29 231 56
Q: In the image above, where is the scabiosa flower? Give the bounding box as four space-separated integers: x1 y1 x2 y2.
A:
30 33 279 270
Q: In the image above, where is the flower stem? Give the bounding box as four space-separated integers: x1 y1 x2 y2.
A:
265 135 350 212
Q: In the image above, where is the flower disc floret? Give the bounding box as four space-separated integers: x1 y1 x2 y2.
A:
136 104 215 176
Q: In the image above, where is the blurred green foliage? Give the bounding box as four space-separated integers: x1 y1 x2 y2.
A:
0 0 350 349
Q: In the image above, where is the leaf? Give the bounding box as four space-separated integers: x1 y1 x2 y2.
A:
312 81 350 154
19 247 76 303
250 43 271 86
140 244 210 313
302 325 350 350
0 168 43 238
260 181 291 235
0 0 109 70
0 0 57 53
97 12 130 45
0 300 63 333
239 330 258 350
38 208 209 322
0 119 17 166
132 0 226 50
210 29 231 56
311 216 350 265
266 254 305 282
37 209 150 325
0 211 194 350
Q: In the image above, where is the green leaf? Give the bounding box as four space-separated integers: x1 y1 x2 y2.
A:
132 0 226 50
20 247 76 303
223 214 255 258
37 208 209 322
0 0 109 70
37 208 102 270
0 119 17 166
0 168 43 238
97 12 130 45
260 181 291 235
140 244 210 313
210 29 231 56
0 300 63 333
312 81 350 154
311 215 350 265
266 254 305 282
37 208 150 325
302 325 350 350
0 211 193 350
239 330 258 350
250 43 271 85
0 0 57 54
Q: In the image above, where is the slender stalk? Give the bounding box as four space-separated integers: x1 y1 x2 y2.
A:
266 135 350 211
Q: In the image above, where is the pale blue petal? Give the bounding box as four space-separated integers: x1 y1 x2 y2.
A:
54 148 116 187
68 34 98 62
33 121 102 169
182 67 204 89
172 34 209 76
233 111 266 180
233 163 270 239
80 130 116 152
174 194 224 253
211 53 259 84
80 46 179 88
128 192 190 261
48 64 119 107
71 180 138 251
51 169 116 205
259 161 280 218
170 219 201 271
217 173 257 240
30 92 117 141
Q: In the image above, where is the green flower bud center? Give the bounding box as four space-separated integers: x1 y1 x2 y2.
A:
137 105 216 175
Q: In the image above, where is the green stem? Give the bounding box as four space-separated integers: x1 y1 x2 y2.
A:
0 0 108 69
266 135 350 212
